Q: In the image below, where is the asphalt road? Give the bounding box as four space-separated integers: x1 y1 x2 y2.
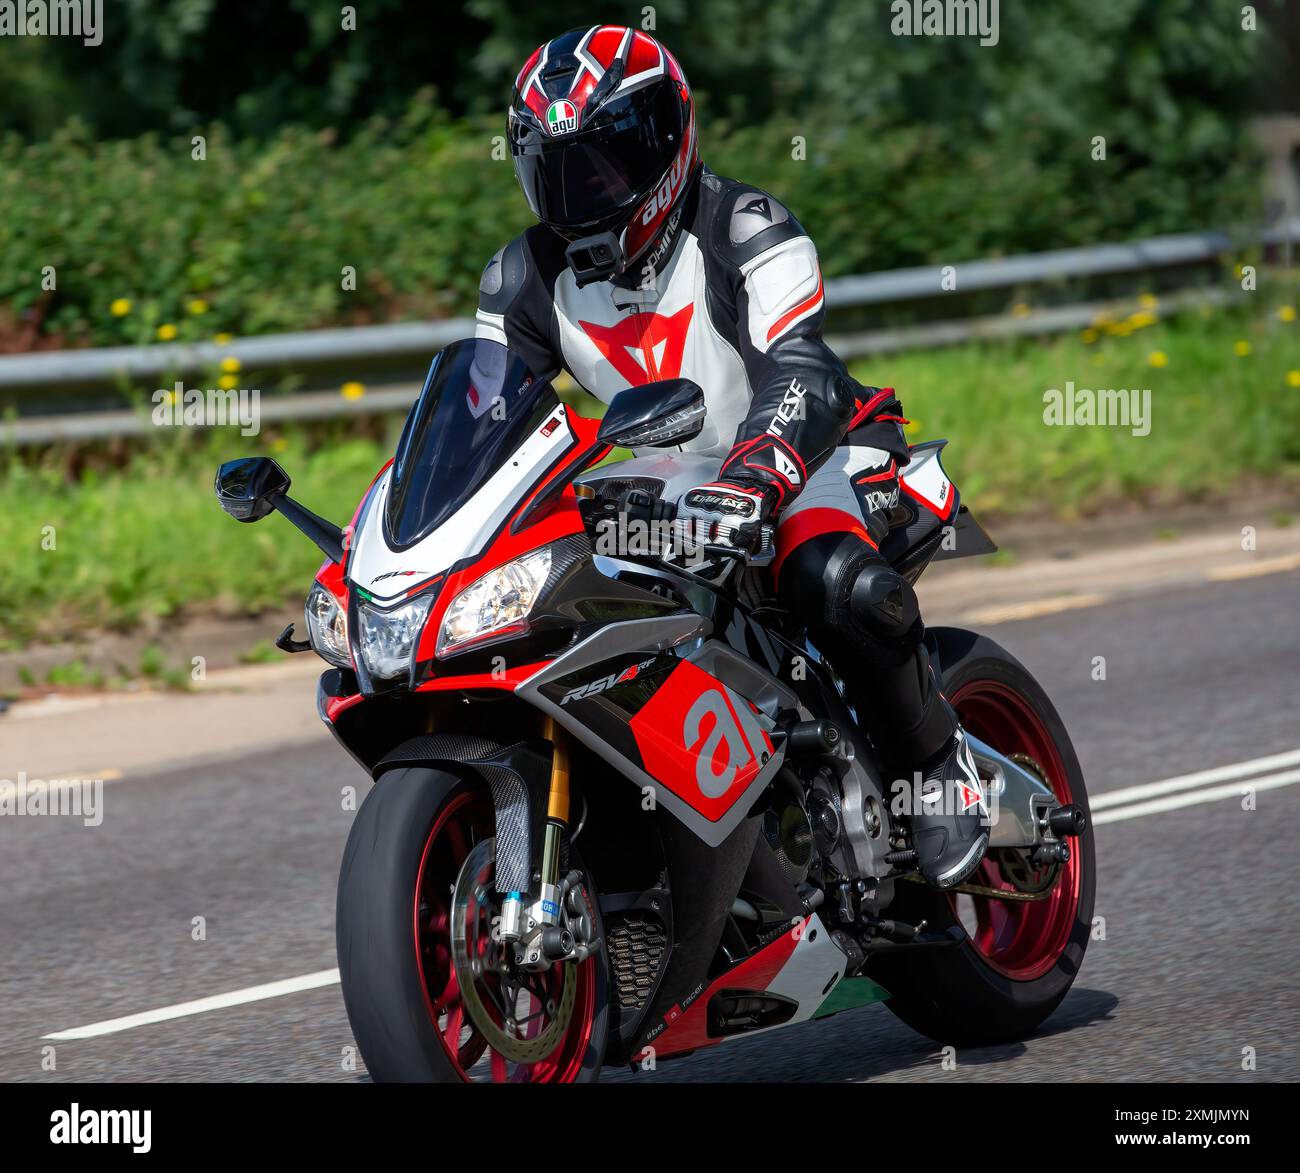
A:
2 568 1297 1083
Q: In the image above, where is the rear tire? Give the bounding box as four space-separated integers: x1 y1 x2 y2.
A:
336 766 608 1082
869 628 1095 1047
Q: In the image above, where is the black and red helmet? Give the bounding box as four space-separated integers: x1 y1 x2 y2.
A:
509 26 699 268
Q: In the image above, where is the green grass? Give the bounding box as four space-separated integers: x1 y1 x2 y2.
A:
1 430 384 646
848 296 1300 520
1 297 1296 649
238 640 281 665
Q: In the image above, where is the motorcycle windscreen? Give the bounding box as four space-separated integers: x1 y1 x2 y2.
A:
384 338 555 550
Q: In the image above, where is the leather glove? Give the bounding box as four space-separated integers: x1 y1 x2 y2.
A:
674 479 776 558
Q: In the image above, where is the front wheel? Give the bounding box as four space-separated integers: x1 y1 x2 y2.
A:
336 766 608 1082
869 627 1095 1046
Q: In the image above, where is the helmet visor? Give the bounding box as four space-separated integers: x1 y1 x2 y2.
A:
512 83 684 233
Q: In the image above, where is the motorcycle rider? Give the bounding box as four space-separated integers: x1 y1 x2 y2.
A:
475 25 986 888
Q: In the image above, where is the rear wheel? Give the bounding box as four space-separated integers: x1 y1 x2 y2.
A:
870 628 1095 1046
336 767 608 1082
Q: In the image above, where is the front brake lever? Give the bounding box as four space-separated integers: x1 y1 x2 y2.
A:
738 522 777 567
720 519 776 567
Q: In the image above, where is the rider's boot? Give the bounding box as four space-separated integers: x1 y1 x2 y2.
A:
908 727 988 889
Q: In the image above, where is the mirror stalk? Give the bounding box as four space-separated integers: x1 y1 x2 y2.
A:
273 494 345 563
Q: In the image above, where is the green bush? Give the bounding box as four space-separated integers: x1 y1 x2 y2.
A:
0 94 1258 350
0 101 533 347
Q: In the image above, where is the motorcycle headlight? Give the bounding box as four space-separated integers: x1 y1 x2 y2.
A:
357 593 435 680
304 583 350 669
437 547 552 657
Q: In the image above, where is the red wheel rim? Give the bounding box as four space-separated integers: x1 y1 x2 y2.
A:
412 792 598 1082
948 679 1082 981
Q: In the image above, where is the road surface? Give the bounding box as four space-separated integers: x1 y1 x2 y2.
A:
2 549 1297 1083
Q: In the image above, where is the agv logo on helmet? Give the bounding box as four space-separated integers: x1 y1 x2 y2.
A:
545 99 577 136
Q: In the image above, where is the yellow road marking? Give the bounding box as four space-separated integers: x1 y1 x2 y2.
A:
963 593 1110 625
35 769 124 788
1206 552 1300 581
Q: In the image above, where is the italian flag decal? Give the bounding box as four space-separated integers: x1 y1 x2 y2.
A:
546 99 578 136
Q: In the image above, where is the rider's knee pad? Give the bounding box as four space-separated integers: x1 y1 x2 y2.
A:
778 534 921 656
846 557 921 650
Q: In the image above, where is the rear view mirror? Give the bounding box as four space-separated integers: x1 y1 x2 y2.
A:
214 456 290 522
214 456 345 562
597 378 706 448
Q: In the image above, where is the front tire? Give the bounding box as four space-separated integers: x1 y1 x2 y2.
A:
869 628 1095 1047
336 766 608 1082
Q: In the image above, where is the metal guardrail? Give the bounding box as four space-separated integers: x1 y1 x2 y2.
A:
1 221 1295 445
0 321 468 394
3 287 1247 447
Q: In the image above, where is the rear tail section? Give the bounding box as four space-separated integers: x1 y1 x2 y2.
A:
882 441 997 580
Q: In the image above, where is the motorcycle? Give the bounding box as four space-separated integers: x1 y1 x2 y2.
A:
214 336 1093 1082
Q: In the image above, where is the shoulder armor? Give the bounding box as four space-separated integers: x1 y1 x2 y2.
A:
477 235 529 315
714 183 806 268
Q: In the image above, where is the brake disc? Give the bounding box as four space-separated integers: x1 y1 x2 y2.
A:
450 837 576 1064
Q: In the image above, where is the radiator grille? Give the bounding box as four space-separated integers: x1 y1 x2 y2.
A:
606 914 666 1011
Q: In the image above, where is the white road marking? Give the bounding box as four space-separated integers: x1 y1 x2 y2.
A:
1092 767 1300 826
1090 747 1300 810
41 748 1300 1043
42 968 340 1041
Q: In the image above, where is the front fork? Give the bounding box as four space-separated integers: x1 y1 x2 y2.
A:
499 717 579 968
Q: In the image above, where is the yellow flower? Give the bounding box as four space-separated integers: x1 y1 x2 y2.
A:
1148 350 1168 368
1081 328 1098 344
1128 310 1157 329
156 323 178 342
341 381 366 400
110 298 132 317
218 374 239 390
1233 340 1251 358
1138 293 1159 310
1092 311 1115 328
220 356 241 374
1011 302 1031 318
1279 306 1297 323
903 418 921 437
271 436 289 453
1287 370 1300 388
213 332 234 345
187 299 210 316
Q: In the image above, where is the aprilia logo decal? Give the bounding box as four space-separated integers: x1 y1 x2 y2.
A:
684 685 770 799
629 661 775 820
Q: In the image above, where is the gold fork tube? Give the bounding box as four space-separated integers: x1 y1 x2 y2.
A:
541 716 571 825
